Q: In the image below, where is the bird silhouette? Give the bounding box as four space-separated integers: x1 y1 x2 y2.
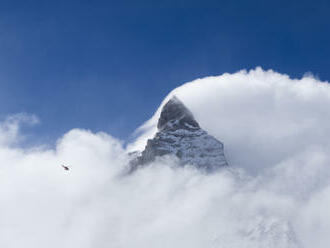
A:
61 165 69 171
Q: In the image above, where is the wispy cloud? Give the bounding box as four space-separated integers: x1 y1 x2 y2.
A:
0 113 39 146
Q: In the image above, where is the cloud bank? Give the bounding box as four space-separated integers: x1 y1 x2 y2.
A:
1 68 330 248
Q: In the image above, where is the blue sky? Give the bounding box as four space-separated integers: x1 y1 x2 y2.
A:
0 0 329 143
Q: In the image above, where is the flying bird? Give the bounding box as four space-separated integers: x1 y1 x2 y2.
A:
61 164 70 171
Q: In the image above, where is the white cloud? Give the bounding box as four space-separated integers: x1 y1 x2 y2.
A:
131 67 330 174
0 68 330 248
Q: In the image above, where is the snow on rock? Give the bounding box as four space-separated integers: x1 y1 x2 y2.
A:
129 96 228 172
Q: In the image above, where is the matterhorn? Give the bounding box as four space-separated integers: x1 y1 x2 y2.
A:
129 96 228 172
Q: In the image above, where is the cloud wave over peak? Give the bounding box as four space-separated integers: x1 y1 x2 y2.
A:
1 68 330 248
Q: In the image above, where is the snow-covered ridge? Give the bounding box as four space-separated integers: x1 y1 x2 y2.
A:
129 96 228 172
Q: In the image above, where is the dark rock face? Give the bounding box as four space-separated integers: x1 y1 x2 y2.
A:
129 96 228 172
157 96 200 131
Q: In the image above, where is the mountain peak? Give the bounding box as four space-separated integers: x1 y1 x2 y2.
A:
129 97 228 172
157 96 200 131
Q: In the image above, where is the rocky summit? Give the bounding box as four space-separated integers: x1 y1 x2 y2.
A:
129 96 228 172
